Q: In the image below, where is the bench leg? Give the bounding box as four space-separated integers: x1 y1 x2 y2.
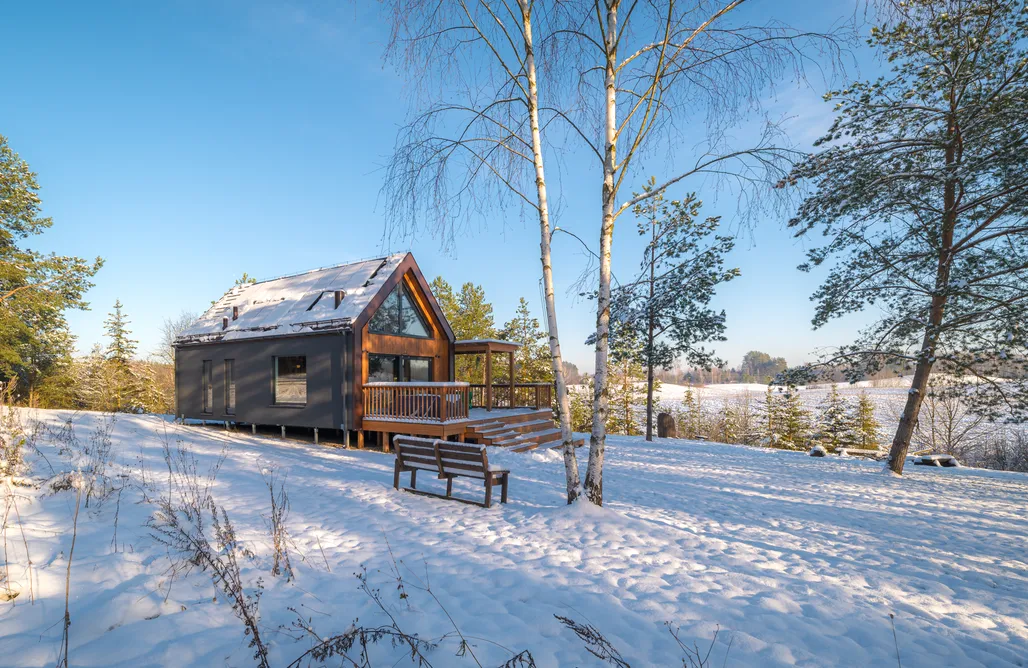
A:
484 477 493 508
445 476 453 498
500 473 508 504
411 469 418 489
393 460 401 490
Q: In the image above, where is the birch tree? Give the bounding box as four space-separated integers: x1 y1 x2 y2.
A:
782 0 1028 474
384 1 843 504
382 0 583 502
550 1 844 504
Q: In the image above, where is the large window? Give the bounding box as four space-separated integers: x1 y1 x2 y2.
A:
369 283 431 338
368 354 432 382
202 360 213 414
274 356 307 405
224 359 236 414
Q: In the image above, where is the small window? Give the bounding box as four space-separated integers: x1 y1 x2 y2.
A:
224 359 236 414
368 354 400 382
274 356 307 405
369 283 431 338
405 357 433 382
202 360 213 414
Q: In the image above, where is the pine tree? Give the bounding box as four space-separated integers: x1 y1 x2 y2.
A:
854 392 881 451
785 0 1028 473
103 300 140 411
816 385 858 453
0 135 103 402
499 298 551 383
609 178 738 441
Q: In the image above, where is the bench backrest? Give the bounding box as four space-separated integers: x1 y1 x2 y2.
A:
393 435 442 471
435 441 490 478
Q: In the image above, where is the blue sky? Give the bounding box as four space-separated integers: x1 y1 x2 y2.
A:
2 1 876 373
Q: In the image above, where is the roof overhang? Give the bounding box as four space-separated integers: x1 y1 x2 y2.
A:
454 339 521 355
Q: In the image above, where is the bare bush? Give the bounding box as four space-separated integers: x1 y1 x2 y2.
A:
557 615 729 668
261 466 293 581
147 439 270 668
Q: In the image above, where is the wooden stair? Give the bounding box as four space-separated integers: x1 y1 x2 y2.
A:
464 409 562 452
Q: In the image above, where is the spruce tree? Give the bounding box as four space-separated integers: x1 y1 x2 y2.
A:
103 300 139 411
756 386 782 447
777 388 811 450
500 298 551 383
854 392 881 451
606 357 646 436
816 385 858 453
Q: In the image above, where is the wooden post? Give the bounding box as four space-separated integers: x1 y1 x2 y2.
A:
509 351 515 409
485 350 493 412
439 385 448 423
281 425 285 439
344 429 350 448
357 430 365 449
383 432 391 453
314 428 319 445
251 423 256 435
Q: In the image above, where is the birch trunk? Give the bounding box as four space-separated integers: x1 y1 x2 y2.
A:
644 210 656 442
519 0 580 503
585 1 619 506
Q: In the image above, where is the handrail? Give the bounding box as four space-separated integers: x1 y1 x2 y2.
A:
468 382 553 409
363 382 471 423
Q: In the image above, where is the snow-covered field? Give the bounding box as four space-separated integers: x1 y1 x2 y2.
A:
2 410 1028 667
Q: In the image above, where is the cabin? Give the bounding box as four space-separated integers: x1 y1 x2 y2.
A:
173 253 559 451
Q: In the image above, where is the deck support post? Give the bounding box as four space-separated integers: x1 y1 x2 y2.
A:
251 424 256 435
357 430 365 449
344 429 350 448
281 425 285 440
485 352 493 411
383 432 391 453
509 351 515 409
314 428 319 445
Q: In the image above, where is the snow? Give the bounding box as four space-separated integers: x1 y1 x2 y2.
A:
3 410 1028 667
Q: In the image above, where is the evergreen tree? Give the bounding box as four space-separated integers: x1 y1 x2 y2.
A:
430 277 495 382
103 300 140 411
816 385 857 453
234 272 257 286
784 0 1028 474
609 178 738 441
756 386 782 447
854 392 881 451
0 134 103 401
679 387 702 439
499 298 551 383
606 357 646 436
777 389 811 450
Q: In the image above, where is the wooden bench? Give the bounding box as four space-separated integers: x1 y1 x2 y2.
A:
393 436 511 508
913 454 960 467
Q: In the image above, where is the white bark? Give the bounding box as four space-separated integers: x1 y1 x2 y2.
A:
519 0 580 503
585 0 619 507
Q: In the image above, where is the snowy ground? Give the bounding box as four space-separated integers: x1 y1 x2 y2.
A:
2 410 1027 667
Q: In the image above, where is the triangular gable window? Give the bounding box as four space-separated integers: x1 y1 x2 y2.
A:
369 282 431 338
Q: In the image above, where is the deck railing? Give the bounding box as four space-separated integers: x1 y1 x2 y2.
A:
363 382 471 423
469 382 552 409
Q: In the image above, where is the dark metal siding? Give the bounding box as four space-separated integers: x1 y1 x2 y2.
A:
174 333 348 429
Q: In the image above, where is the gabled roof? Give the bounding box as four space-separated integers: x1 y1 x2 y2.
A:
175 253 407 346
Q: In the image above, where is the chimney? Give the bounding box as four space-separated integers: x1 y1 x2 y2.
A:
334 290 344 309
232 306 239 320
222 317 228 330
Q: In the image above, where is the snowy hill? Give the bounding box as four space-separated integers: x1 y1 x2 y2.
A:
2 410 1027 667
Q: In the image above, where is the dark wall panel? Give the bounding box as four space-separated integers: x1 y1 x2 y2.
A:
175 333 348 429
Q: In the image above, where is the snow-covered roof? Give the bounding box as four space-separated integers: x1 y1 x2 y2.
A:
175 254 406 345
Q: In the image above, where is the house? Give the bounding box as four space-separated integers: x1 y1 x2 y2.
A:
173 253 559 450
